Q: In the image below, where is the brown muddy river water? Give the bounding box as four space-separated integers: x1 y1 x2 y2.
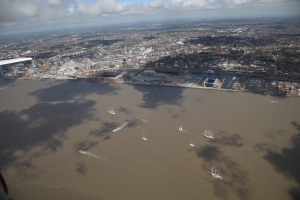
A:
0 79 299 200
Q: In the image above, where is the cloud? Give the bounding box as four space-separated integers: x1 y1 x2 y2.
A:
149 0 166 8
0 0 299 27
0 0 76 24
77 0 124 15
0 0 40 23
47 0 63 6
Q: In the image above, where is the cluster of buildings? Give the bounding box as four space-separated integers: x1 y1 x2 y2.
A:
0 18 299 95
276 82 300 96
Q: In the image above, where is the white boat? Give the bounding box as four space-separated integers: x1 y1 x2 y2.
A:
189 140 196 147
142 134 147 140
201 129 214 139
179 126 183 131
108 107 115 115
179 126 187 133
207 165 222 179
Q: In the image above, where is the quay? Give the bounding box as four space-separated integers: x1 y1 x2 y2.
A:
2 69 299 96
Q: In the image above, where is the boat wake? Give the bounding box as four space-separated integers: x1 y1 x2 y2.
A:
265 99 278 103
142 118 149 123
112 110 150 132
112 122 129 132
79 150 109 161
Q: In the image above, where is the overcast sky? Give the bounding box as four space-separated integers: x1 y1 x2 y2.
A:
0 0 299 35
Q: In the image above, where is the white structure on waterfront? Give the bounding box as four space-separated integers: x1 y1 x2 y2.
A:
202 78 220 88
57 60 82 76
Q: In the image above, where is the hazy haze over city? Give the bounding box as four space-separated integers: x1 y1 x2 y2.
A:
0 0 300 35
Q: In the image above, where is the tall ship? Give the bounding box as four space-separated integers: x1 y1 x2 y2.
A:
108 107 115 115
207 165 222 179
201 129 214 139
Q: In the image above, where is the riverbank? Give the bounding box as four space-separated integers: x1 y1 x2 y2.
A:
2 76 299 97
123 81 244 92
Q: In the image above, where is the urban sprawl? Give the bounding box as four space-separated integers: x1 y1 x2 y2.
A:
1 18 300 96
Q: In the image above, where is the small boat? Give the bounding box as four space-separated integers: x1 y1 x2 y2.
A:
189 140 196 147
201 129 214 139
142 134 147 140
108 107 115 115
179 126 183 131
207 165 222 179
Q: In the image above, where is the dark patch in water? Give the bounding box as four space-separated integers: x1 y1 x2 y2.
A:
29 80 120 102
90 122 119 138
118 107 129 114
210 130 243 147
262 121 300 200
0 100 96 171
76 162 87 176
75 141 99 151
195 145 250 199
132 84 184 109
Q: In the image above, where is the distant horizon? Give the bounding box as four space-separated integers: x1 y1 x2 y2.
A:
0 0 299 36
1 14 300 37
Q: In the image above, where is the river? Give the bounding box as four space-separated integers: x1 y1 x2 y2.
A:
0 78 299 200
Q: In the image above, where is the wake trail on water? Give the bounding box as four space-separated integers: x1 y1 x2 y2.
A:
79 150 109 162
135 109 150 120
112 110 150 132
265 99 279 103
112 121 129 132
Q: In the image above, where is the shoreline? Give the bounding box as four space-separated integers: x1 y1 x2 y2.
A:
2 77 298 97
123 81 245 92
122 81 299 97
